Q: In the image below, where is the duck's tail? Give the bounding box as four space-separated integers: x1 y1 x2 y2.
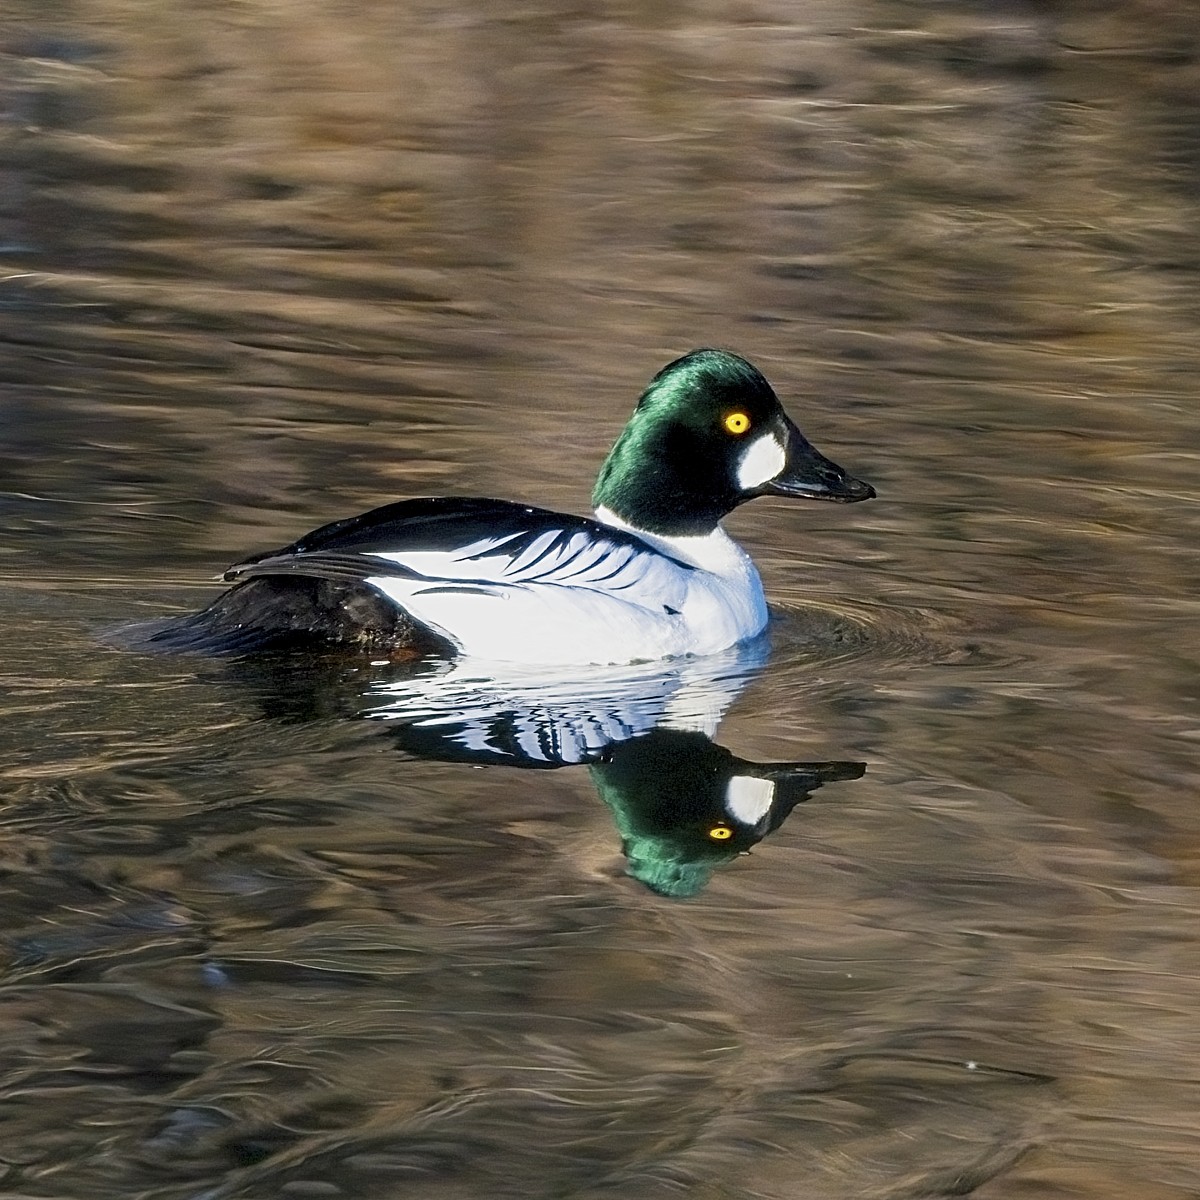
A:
134 576 453 658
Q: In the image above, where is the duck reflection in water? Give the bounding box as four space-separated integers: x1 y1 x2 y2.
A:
243 639 864 897
589 729 862 897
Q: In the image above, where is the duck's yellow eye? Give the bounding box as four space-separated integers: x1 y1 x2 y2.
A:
723 411 751 436
707 824 734 841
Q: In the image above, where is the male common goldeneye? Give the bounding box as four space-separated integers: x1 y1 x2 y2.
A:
155 349 873 665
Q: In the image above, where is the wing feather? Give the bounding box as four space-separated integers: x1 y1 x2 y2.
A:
224 498 690 614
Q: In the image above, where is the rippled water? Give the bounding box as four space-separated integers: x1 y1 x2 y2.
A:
2 2 1200 1197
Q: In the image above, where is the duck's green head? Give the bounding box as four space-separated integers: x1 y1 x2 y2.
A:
592 349 874 537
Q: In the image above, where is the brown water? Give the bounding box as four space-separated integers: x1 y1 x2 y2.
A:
2 2 1199 1197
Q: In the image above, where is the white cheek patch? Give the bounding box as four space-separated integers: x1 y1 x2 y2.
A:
725 775 775 826
736 433 787 491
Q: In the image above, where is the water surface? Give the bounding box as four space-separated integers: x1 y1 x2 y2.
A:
1 3 1199 1197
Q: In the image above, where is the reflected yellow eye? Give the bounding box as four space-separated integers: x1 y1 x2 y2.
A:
707 824 734 841
723 411 751 436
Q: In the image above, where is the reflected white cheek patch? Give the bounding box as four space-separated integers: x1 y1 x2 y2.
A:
725 775 775 825
736 433 786 490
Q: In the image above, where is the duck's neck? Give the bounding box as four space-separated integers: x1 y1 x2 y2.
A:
594 504 753 579
591 442 732 538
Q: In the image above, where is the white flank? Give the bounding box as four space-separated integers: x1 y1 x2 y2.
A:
736 433 787 491
359 509 771 666
724 775 775 826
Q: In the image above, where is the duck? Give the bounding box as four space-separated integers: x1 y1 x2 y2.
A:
152 349 874 665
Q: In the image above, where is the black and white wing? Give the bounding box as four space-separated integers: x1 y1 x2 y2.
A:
227 497 682 594
224 498 695 662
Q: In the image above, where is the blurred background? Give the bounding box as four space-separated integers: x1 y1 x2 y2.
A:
0 1 1199 1197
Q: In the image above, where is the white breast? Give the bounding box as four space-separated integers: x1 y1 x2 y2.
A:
593 508 769 655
